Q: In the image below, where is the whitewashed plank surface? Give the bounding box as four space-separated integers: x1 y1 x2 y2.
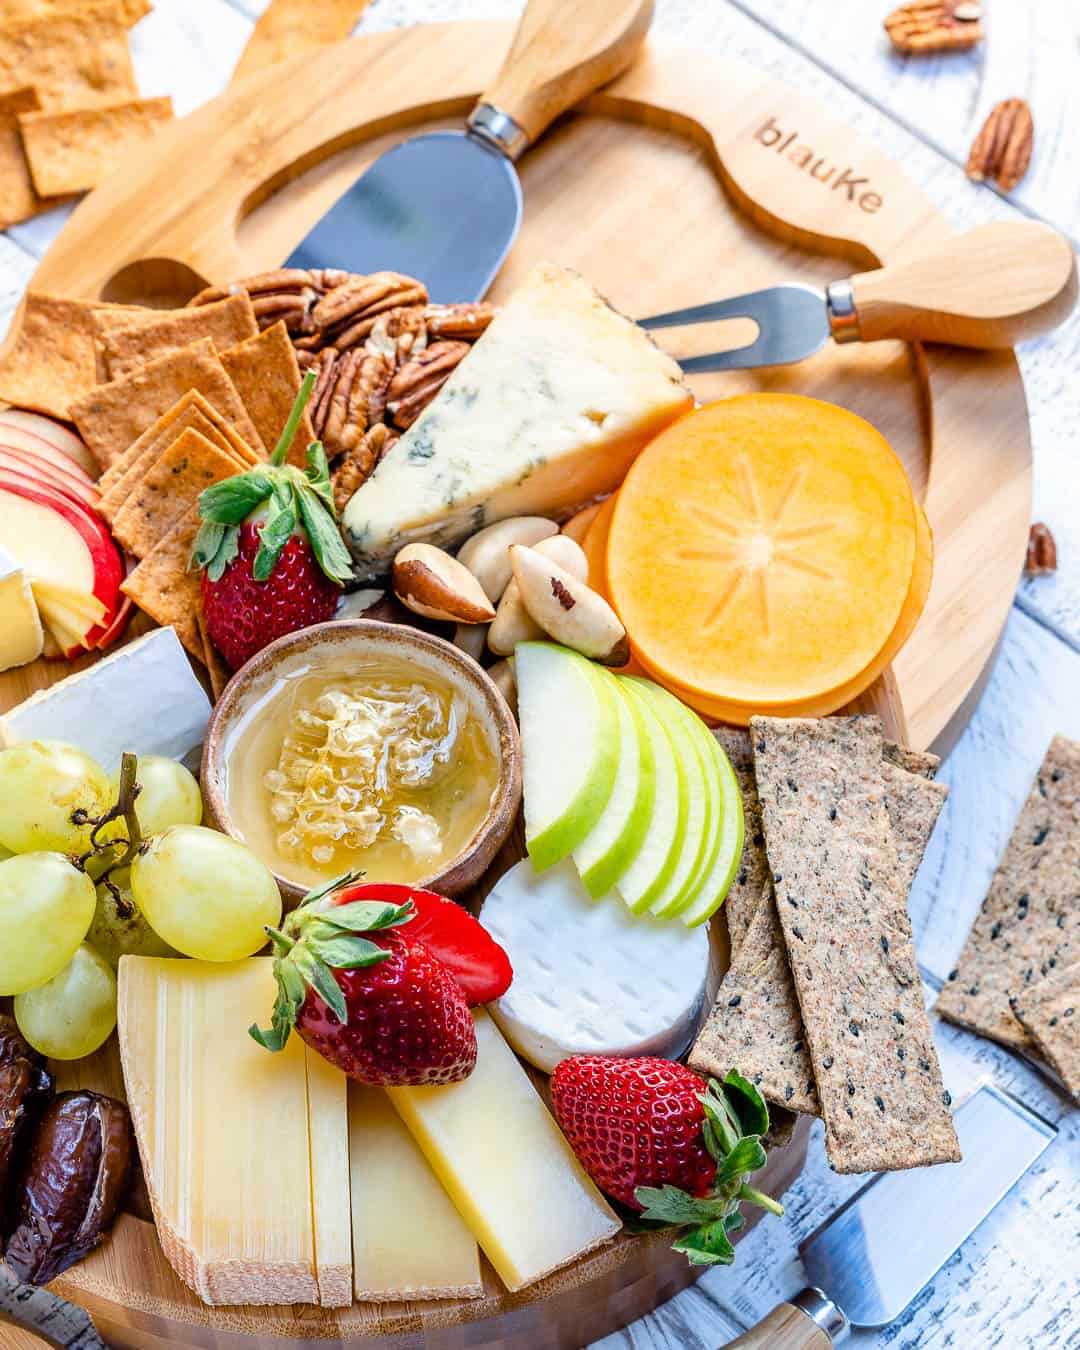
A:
0 3 1077 1349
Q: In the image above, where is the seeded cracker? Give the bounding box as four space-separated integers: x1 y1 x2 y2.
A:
937 734 1079 1053
713 727 768 954
750 716 959 1173
96 291 257 380
1010 958 1080 1100
691 746 947 1120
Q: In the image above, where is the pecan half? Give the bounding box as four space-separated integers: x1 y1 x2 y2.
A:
366 305 428 363
312 272 428 351
386 340 470 430
884 1 983 54
424 301 497 340
332 422 397 512
966 98 1034 192
1025 522 1057 575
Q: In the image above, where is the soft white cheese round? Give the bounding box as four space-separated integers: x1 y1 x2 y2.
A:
481 857 711 1074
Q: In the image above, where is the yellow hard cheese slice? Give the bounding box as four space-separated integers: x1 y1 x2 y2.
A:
387 1009 621 1292
608 394 919 711
305 1048 352 1308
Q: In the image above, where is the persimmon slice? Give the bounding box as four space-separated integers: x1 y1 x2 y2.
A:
607 394 919 709
582 493 617 595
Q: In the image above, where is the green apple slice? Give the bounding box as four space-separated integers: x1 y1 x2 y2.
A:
573 672 656 898
623 678 716 919
517 642 620 871
615 680 686 913
681 733 745 927
659 698 730 918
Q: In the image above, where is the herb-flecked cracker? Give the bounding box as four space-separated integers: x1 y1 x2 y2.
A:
1010 958 1079 1100
120 507 202 657
221 321 313 463
937 735 1080 1053
97 290 256 380
713 727 767 954
750 715 960 1173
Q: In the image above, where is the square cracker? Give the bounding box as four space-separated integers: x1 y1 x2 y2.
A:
691 747 947 1119
937 734 1079 1053
221 320 313 462
713 727 768 956
20 96 174 199
231 0 370 84
69 339 264 469
195 604 231 701
1010 959 1079 1101
109 427 240 558
121 507 202 657
0 1 150 26
0 87 48 230
0 11 137 112
97 291 257 380
749 716 959 1173
0 292 139 421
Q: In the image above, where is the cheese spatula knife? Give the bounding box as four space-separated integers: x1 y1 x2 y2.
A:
642 221 1077 372
724 1083 1055 1348
285 0 653 301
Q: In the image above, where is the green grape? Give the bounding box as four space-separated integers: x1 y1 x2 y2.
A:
106 755 203 840
14 943 117 1060
131 825 281 962
0 852 96 995
87 867 178 971
0 741 110 854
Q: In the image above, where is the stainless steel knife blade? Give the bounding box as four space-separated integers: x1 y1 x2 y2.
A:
799 1083 1055 1331
286 132 522 305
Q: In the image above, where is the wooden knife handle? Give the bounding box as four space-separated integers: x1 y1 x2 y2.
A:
473 0 653 155
845 221 1077 348
723 1302 836 1349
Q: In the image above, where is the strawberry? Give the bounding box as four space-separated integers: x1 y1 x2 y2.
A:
551 1056 782 1266
192 371 353 670
250 873 477 1087
320 881 513 1005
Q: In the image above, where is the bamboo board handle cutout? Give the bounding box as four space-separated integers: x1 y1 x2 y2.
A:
475 0 654 153
847 221 1077 348
723 1301 834 1349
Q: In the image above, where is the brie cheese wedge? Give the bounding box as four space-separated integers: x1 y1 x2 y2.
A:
0 546 43 672
482 857 710 1074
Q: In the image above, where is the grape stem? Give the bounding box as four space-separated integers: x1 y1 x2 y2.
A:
76 752 145 883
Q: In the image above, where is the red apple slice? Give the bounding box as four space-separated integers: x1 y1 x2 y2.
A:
0 446 100 511
0 411 97 478
95 591 134 651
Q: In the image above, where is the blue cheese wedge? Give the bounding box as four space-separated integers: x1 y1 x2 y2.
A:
343 262 691 576
482 857 710 1074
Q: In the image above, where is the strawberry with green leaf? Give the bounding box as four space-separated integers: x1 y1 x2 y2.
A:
192 371 353 670
551 1056 783 1266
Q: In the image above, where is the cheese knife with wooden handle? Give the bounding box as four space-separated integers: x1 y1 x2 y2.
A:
722 1084 1055 1348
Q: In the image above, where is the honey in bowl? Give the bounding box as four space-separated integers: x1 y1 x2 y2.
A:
222 649 501 891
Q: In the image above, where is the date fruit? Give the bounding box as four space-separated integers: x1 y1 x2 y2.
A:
0 1013 52 1233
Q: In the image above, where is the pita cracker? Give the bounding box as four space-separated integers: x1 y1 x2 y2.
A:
69 339 264 469
97 291 257 380
110 427 240 558
20 96 174 198
120 507 202 656
0 11 137 112
750 716 959 1173
0 87 48 229
221 320 313 462
1010 959 1079 1101
232 0 371 84
938 734 1080 1053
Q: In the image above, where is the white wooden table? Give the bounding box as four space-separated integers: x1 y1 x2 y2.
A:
1 3 1078 1348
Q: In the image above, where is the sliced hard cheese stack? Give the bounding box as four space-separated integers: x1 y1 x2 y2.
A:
304 1049 352 1308
387 1009 621 1292
0 545 43 671
348 1084 482 1301
118 957 332 1306
343 261 692 576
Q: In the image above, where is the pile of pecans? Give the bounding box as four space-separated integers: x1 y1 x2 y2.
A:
190 270 495 509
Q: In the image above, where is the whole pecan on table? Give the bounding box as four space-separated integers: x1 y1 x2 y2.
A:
966 98 1034 192
1025 522 1057 575
884 1 983 54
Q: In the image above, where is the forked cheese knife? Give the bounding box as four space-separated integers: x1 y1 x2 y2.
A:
724 1084 1055 1348
285 0 653 301
642 221 1077 372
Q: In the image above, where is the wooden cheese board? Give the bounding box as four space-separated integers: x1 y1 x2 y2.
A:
0 15 1035 1350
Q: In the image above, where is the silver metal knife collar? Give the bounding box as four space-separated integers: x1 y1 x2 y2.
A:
826 279 861 344
792 1287 850 1344
467 103 530 162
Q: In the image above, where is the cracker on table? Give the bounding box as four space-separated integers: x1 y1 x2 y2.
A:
20 96 174 198
937 734 1080 1053
97 290 256 380
0 11 137 112
231 0 372 84
0 292 139 422
0 0 150 26
69 339 264 469
713 727 768 956
883 743 940 780
98 397 235 518
195 604 231 701
750 715 959 1173
1010 958 1079 1101
120 507 202 657
221 320 313 462
0 87 48 230
109 427 240 558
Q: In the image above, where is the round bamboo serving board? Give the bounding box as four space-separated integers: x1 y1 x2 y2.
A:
0 18 1031 1349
